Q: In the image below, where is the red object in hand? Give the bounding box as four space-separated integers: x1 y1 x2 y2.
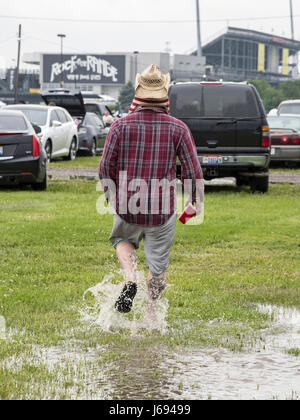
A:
179 204 197 225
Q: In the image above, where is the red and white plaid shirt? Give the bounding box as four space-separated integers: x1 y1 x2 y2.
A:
99 107 203 226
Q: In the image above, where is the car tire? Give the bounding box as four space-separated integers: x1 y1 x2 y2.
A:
250 175 269 194
65 138 77 161
89 138 97 157
32 174 47 191
45 140 52 163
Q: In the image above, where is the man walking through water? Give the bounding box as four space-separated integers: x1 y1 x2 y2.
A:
99 64 203 313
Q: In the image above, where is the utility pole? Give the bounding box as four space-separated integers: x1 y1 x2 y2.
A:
57 34 66 88
290 0 294 40
195 0 202 56
14 24 22 104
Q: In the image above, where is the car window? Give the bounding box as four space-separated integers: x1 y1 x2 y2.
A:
64 112 73 122
170 84 202 118
170 84 260 118
99 104 107 115
85 104 100 116
0 115 28 130
6 107 48 126
56 109 68 124
50 110 60 125
267 116 300 130
278 103 300 115
92 114 104 127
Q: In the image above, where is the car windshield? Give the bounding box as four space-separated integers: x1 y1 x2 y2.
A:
267 116 300 131
170 84 260 118
279 104 300 115
0 115 27 131
9 107 48 126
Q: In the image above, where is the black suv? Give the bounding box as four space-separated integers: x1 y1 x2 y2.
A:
169 81 271 192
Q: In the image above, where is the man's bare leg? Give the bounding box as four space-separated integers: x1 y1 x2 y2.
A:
147 272 167 301
116 242 137 283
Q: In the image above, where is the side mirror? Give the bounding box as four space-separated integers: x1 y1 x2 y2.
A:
52 120 62 128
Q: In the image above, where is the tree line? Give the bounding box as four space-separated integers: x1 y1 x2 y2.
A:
247 79 300 113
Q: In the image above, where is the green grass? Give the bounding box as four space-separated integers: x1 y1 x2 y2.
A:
48 156 100 168
0 181 299 399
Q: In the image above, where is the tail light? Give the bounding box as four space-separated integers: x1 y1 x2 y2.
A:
292 136 300 145
262 125 270 147
32 135 40 157
280 136 289 145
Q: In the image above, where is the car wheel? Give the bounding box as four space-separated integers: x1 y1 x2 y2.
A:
250 175 269 194
32 174 47 191
89 139 97 156
66 138 77 161
45 140 52 163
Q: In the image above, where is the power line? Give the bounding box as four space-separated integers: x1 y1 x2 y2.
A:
0 13 300 24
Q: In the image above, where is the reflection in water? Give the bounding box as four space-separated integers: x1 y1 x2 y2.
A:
98 304 300 400
2 303 299 399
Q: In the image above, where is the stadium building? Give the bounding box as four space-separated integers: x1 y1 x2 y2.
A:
197 26 300 86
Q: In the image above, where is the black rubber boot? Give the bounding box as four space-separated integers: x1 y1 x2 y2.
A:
115 282 137 313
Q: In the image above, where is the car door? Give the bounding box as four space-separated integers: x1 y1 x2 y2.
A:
49 109 65 157
55 109 68 155
62 110 77 150
91 114 107 151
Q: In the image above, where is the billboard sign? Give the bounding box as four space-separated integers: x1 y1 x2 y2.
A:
42 54 126 85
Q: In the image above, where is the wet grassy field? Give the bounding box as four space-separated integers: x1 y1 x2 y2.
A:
0 180 299 399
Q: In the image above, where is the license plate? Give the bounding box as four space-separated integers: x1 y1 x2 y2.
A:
0 146 3 156
203 155 223 165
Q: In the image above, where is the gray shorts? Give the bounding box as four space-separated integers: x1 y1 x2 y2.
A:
109 213 177 276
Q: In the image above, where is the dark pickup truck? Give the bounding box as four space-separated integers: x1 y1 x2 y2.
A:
169 81 271 192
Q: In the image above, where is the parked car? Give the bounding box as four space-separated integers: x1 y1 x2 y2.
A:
77 112 109 156
84 102 115 126
41 89 108 155
277 100 300 116
0 110 47 190
169 81 271 193
3 104 78 163
267 114 300 164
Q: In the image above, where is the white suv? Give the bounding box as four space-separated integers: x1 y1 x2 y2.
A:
4 104 78 162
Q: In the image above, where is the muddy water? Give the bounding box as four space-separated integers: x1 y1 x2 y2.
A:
3 298 299 399
90 303 300 400
78 276 300 400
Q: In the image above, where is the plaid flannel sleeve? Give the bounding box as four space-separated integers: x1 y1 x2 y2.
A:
99 127 119 204
177 127 204 206
99 127 119 183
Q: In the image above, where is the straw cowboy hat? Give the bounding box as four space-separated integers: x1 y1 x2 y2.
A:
135 64 171 100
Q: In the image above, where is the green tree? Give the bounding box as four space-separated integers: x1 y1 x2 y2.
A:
280 80 300 99
247 79 283 113
118 81 135 111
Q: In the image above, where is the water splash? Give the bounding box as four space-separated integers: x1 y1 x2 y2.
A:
80 271 169 335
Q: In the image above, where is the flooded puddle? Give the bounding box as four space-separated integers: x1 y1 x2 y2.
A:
98 304 300 400
2 296 300 399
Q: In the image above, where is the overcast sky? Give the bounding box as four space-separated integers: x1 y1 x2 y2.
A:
1 0 300 68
